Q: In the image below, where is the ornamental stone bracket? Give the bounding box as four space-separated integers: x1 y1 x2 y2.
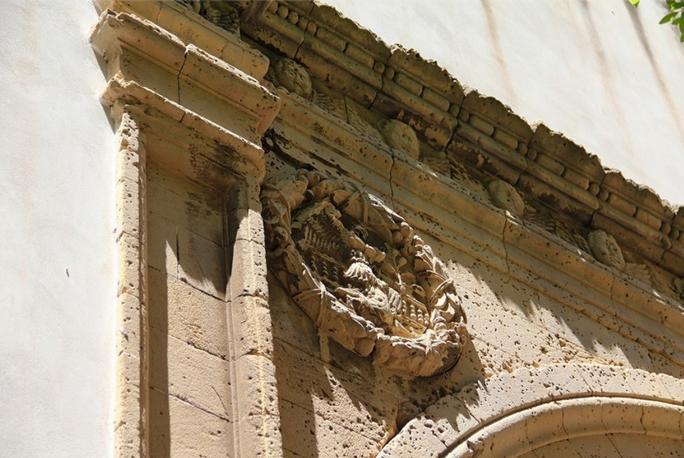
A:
90 9 280 181
262 169 468 377
90 5 283 457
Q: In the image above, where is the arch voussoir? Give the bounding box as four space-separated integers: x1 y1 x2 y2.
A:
379 363 684 458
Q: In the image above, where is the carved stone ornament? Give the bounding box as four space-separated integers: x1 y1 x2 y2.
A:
421 151 451 176
588 229 626 270
262 170 468 377
487 179 525 217
175 0 239 34
379 119 420 159
525 205 591 253
273 58 313 100
202 1 240 35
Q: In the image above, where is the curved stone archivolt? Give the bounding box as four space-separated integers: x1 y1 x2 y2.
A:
380 363 684 457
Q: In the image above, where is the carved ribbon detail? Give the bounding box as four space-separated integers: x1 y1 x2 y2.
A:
262 170 467 377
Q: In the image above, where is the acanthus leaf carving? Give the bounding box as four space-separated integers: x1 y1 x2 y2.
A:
262 169 468 377
524 202 591 253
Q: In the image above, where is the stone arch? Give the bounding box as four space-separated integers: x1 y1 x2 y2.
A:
379 364 684 457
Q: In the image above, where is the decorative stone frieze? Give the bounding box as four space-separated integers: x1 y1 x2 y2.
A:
261 169 468 377
271 83 684 363
275 84 683 366
226 0 684 282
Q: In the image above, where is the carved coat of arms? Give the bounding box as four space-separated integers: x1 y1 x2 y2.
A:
262 170 467 377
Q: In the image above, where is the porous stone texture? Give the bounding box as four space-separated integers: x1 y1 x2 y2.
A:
90 1 684 457
379 118 420 159
273 58 313 100
487 179 525 217
146 164 233 457
261 168 468 377
588 229 627 270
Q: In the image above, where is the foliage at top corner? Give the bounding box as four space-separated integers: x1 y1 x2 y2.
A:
630 0 684 42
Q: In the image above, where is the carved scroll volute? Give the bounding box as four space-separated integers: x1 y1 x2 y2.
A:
262 170 468 377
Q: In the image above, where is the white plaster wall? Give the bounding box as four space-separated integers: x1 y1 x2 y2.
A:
0 1 116 457
325 0 684 206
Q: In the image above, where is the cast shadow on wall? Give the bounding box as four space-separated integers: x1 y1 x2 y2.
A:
391 221 684 456
257 161 681 455
145 163 232 457
139 159 679 457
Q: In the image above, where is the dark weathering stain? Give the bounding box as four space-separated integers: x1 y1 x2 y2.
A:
578 0 634 152
481 0 516 104
624 2 684 146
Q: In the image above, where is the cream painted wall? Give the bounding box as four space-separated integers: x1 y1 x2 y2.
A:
0 1 116 457
324 0 684 206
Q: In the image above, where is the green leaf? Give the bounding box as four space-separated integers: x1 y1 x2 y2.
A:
629 0 640 6
661 12 677 23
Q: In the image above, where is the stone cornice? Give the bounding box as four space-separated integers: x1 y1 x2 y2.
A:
99 1 684 284
93 0 684 357
234 0 684 282
270 90 684 365
90 9 280 181
95 0 270 79
99 0 682 356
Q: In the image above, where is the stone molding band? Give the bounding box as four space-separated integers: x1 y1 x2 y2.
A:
236 0 684 281
443 397 684 457
268 94 684 365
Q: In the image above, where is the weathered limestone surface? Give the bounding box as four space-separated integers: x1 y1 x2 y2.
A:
91 1 684 457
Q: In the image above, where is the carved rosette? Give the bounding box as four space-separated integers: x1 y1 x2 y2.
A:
262 170 467 377
588 229 626 270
